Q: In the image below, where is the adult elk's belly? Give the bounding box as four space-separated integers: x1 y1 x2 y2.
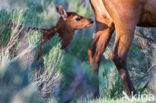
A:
138 0 156 27
90 0 112 23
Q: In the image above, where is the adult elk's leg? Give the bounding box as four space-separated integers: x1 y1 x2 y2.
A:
102 0 142 96
110 19 138 97
88 21 114 97
88 22 114 73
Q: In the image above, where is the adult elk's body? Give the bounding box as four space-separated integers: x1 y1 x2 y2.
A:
88 0 156 97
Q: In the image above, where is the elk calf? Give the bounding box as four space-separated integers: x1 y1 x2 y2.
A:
37 6 93 60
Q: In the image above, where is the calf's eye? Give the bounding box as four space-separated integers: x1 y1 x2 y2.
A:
75 17 81 21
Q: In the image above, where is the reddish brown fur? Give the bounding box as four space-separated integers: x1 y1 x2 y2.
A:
88 0 156 97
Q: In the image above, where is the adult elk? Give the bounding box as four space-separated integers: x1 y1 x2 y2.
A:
88 0 156 97
2 6 93 60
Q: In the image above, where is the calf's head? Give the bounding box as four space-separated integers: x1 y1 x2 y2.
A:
56 6 94 30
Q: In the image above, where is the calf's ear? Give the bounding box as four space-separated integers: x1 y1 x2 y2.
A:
56 6 67 20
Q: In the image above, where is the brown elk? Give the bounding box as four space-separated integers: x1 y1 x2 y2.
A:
36 6 93 60
2 6 93 60
88 0 156 97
